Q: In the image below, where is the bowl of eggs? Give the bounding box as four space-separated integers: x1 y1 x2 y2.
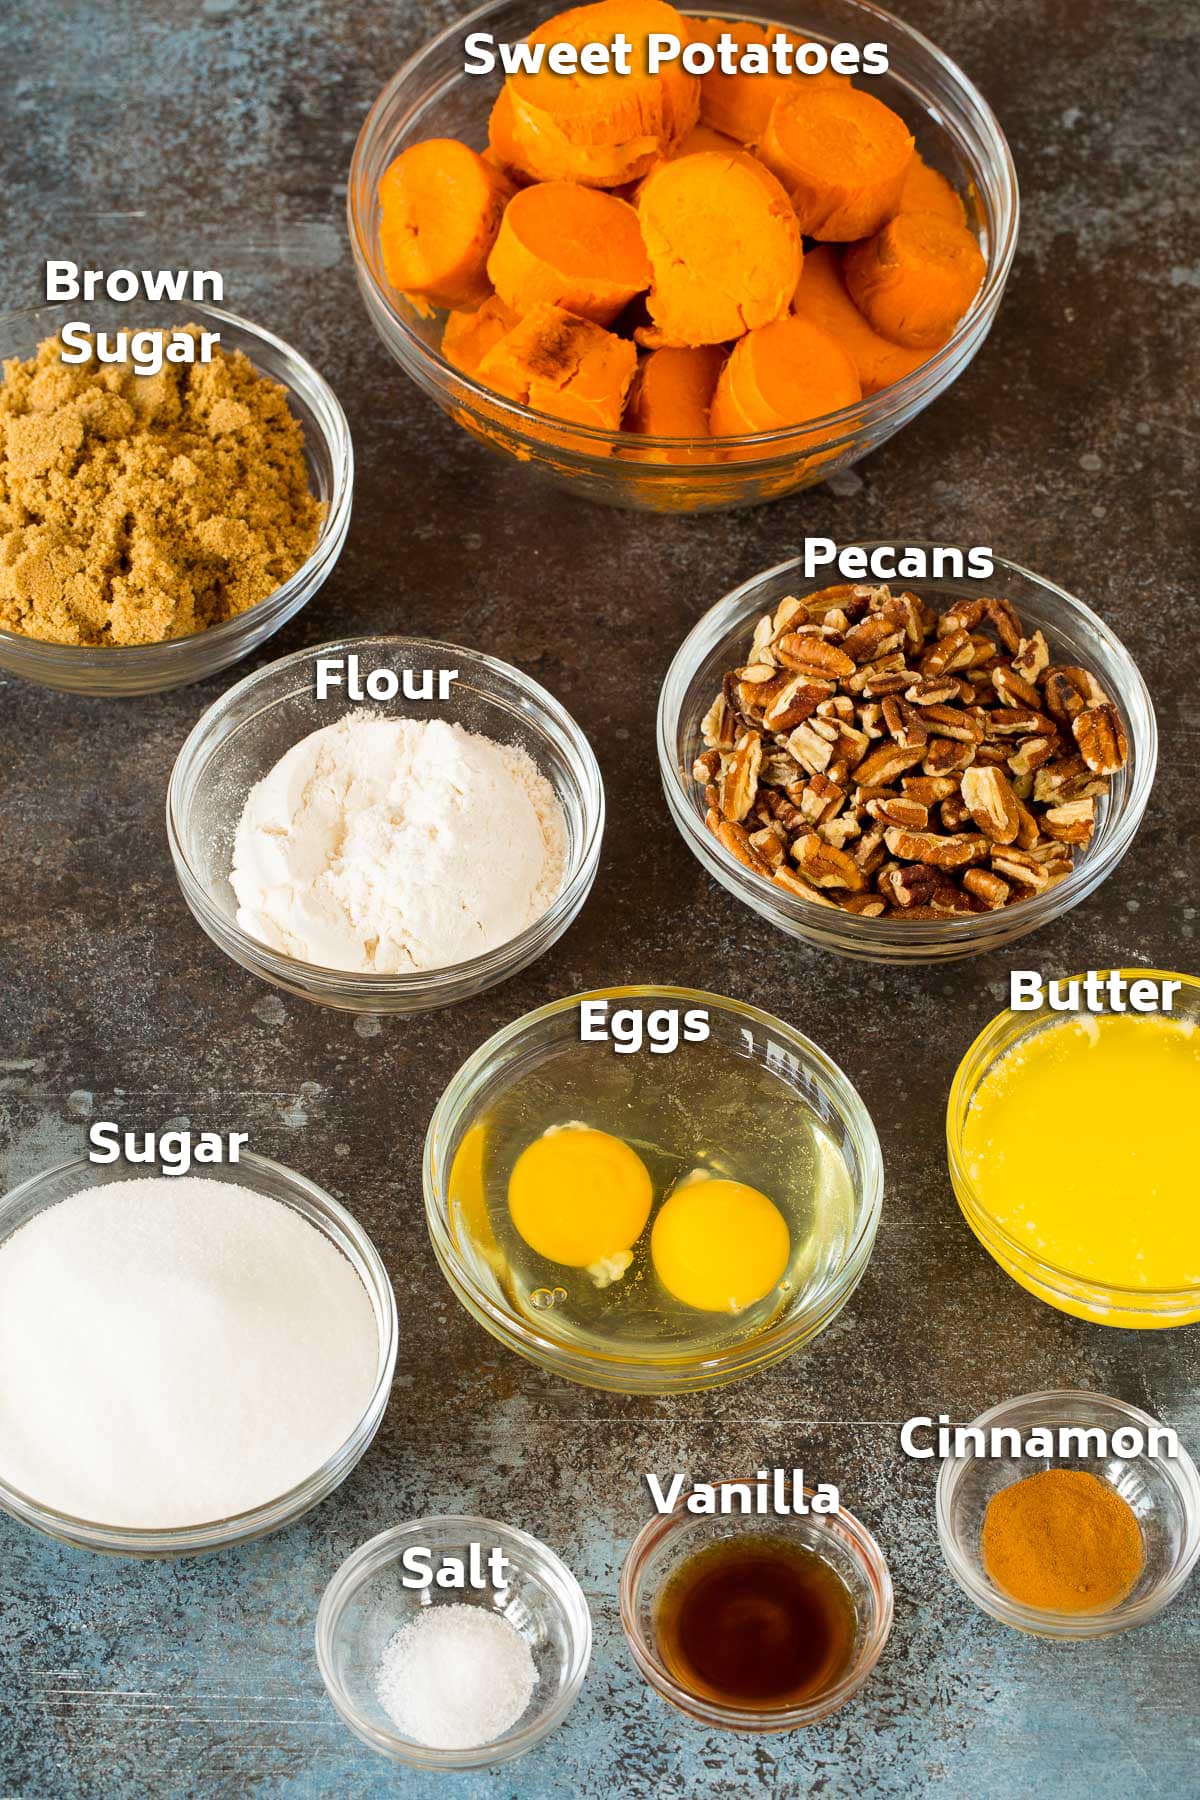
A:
423 986 883 1393
347 0 1017 512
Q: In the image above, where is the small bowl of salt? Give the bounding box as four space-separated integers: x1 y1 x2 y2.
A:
316 1516 592 1769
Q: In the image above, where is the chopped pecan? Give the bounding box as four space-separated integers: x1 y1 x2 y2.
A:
1012 630 1050 684
718 731 762 822
902 774 960 805
707 811 770 875
993 664 1043 709
820 813 862 849
701 693 737 750
923 738 975 776
1042 797 1096 844
920 628 975 677
842 614 905 663
961 764 1021 844
963 867 1010 909
841 893 887 917
939 792 971 831
772 865 839 907
990 845 1050 891
1008 735 1056 778
748 826 786 868
692 748 721 782
906 674 961 706
793 831 867 891
763 675 833 732
1072 703 1128 776
882 827 989 868
866 795 929 830
775 633 856 681
853 742 925 785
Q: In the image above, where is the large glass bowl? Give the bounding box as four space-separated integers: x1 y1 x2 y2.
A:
316 1516 592 1769
347 0 1017 512
167 636 604 1013
0 1149 397 1557
0 299 352 695
936 1391 1200 1639
423 985 883 1393
947 972 1200 1327
659 548 1156 961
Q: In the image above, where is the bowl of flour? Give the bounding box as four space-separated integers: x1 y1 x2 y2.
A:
167 637 604 1012
0 1150 397 1555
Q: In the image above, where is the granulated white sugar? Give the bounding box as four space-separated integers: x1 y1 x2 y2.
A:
0 1176 379 1529
376 1603 538 1749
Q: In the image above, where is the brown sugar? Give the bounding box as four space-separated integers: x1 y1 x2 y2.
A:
0 329 325 647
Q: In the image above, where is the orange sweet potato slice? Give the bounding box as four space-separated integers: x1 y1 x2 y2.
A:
756 85 914 240
710 313 861 447
500 0 699 188
900 153 966 225
636 150 801 346
622 343 725 459
476 302 637 439
487 181 651 325
689 17 846 145
843 211 986 348
378 138 513 311
791 244 925 395
442 293 521 376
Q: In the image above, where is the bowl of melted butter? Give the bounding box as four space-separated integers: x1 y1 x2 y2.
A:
423 986 882 1393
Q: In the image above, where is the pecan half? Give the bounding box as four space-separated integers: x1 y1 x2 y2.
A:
961 764 1021 844
1072 703 1128 776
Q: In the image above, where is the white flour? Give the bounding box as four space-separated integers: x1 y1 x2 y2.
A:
230 714 567 973
0 1177 379 1529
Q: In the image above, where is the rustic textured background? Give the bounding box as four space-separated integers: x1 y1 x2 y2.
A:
2 0 1198 1794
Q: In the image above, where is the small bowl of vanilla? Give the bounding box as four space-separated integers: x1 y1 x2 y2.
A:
167 636 604 1012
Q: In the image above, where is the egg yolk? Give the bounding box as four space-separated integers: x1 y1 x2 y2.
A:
651 1178 790 1312
507 1128 653 1268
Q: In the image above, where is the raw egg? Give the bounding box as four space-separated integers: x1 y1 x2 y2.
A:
651 1177 790 1312
508 1127 653 1271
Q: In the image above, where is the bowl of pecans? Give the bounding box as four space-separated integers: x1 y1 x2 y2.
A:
657 548 1155 962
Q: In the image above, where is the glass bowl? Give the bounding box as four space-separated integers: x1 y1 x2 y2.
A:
347 0 1017 513
659 547 1156 962
620 1482 893 1729
947 970 1200 1327
0 1149 397 1557
315 1516 592 1769
936 1390 1200 1639
423 985 882 1393
0 299 352 696
166 635 604 1012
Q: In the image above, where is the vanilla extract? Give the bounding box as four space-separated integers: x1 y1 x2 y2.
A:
656 1535 857 1711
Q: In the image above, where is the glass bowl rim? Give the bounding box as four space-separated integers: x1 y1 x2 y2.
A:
422 983 884 1387
0 299 353 666
346 0 1019 457
946 969 1200 1306
165 633 605 998
618 1479 894 1727
314 1513 593 1768
0 1148 398 1554
934 1387 1200 1636
656 545 1158 946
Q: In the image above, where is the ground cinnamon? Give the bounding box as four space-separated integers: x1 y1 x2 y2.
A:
981 1468 1143 1613
0 330 324 647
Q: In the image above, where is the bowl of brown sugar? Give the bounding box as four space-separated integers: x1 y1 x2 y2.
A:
0 300 352 696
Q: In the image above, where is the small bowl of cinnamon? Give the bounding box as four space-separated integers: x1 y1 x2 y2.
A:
935 1389 1200 1639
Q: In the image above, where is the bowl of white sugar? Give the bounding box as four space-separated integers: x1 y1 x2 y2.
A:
316 1517 592 1769
167 636 605 1013
0 1150 397 1555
